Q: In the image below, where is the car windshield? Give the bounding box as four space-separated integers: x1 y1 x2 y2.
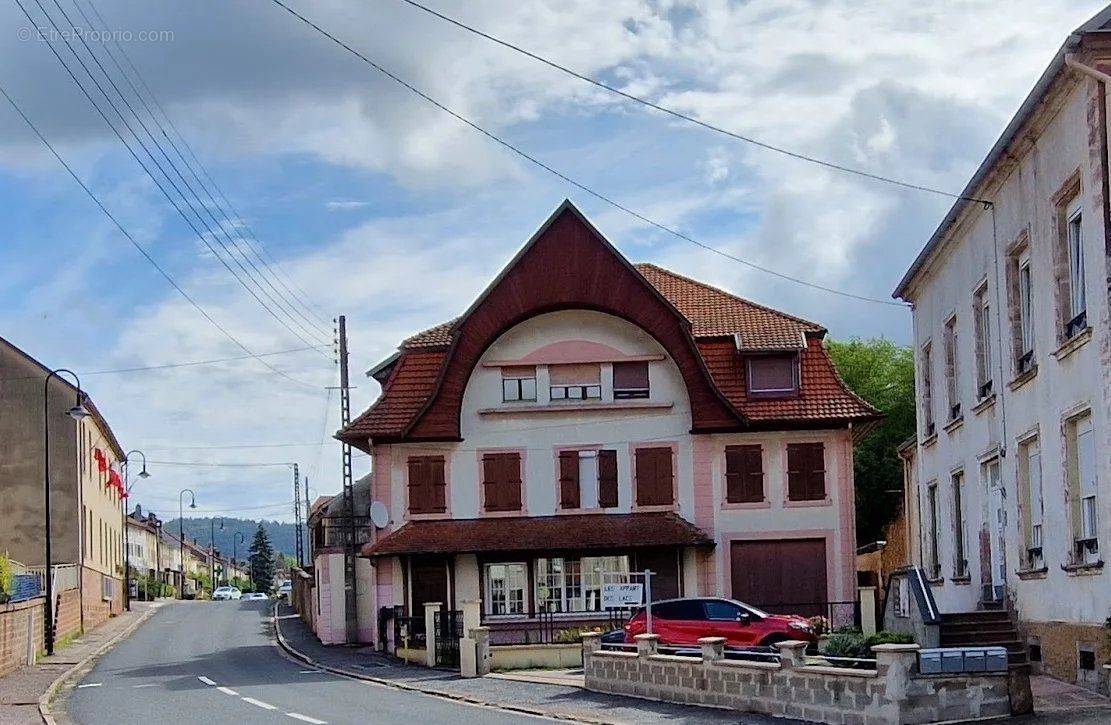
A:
734 600 770 618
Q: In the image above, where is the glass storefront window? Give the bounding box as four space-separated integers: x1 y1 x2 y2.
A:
485 562 526 615
535 555 629 613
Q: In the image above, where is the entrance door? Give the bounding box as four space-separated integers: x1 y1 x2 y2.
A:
410 556 449 610
730 539 827 617
984 460 1007 601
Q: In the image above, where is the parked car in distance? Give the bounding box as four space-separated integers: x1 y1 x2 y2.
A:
277 579 292 601
242 592 268 601
212 586 242 601
623 597 816 647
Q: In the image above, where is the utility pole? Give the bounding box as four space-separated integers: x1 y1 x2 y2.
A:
304 476 312 563
338 315 357 643
292 463 304 567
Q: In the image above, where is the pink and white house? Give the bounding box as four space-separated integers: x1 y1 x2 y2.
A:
320 201 879 648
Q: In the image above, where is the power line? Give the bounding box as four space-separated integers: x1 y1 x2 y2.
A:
270 0 907 308
0 81 321 389
21 0 333 353
393 0 988 205
147 460 296 468
141 441 327 451
79 0 334 333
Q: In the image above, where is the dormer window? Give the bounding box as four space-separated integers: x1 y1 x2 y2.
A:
613 361 650 399
501 366 537 402
550 363 601 400
746 354 798 398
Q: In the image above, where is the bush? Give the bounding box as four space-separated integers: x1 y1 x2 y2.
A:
820 630 914 660
0 553 12 596
553 626 603 644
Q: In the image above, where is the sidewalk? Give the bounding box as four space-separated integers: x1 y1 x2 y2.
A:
0 601 159 725
273 603 800 724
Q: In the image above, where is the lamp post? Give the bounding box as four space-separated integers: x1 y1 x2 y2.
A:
210 518 224 593
121 450 150 611
178 489 195 599
232 532 245 589
43 369 90 656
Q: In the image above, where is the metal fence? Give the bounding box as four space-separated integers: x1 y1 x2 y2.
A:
23 564 79 593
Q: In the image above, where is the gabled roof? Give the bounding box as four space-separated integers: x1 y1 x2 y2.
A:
340 202 879 446
893 5 1111 299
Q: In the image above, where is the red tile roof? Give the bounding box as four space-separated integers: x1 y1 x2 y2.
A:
340 262 877 444
635 263 822 349
361 512 713 557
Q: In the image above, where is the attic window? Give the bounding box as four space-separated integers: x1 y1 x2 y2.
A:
550 363 601 400
746 355 798 398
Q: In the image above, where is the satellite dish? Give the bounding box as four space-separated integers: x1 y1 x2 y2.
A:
369 501 390 529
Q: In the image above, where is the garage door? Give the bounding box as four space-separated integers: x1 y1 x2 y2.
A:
730 539 827 617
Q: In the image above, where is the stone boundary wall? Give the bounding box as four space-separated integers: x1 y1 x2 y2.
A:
582 634 1012 725
0 597 42 677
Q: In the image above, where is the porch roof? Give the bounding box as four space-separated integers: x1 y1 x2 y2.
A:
360 512 714 557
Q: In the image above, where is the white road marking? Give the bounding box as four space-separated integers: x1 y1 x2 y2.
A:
298 669 320 674
197 676 217 686
132 684 158 689
76 683 102 689
287 714 326 724
241 697 278 710
217 686 239 696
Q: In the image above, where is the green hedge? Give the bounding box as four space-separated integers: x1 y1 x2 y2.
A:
820 629 914 659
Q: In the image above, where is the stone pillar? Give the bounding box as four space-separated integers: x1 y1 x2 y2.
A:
423 601 441 668
699 636 725 662
461 598 481 635
775 639 810 669
859 586 878 635
582 631 602 655
635 633 659 658
472 626 491 676
872 643 919 698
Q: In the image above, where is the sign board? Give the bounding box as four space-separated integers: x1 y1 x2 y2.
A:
602 582 643 609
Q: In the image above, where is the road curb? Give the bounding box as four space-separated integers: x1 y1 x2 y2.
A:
38 603 161 725
270 606 610 724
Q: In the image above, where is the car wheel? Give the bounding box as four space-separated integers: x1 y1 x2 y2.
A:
759 634 789 649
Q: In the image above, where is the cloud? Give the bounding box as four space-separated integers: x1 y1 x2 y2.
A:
324 200 371 211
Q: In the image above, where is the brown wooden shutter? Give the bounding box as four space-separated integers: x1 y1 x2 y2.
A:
408 457 429 513
559 451 580 509
598 449 618 508
482 454 501 511
502 453 522 510
787 443 825 501
429 457 446 512
725 445 763 503
636 447 672 506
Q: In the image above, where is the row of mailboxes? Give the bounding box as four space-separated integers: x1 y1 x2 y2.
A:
918 647 1009 674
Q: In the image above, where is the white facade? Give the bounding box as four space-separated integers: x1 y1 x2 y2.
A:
896 52 1111 684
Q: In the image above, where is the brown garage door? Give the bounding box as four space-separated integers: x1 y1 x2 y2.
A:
730 539 827 617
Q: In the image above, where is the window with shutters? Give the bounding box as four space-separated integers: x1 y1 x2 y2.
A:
1065 413 1098 564
634 446 674 507
921 342 935 437
612 361 650 399
943 316 961 421
407 456 447 515
972 283 993 400
724 445 764 503
747 355 798 397
549 363 601 401
1052 177 1088 341
482 452 523 512
558 448 618 510
786 442 826 502
1018 436 1044 570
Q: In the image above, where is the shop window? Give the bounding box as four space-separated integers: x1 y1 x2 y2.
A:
536 555 629 613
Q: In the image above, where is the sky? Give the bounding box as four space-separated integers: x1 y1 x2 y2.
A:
0 0 1105 521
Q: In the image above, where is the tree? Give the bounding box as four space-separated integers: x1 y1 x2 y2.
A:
248 523 275 591
827 338 916 544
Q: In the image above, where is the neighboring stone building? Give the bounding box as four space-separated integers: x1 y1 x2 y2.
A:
315 201 880 649
893 7 1111 689
0 334 126 635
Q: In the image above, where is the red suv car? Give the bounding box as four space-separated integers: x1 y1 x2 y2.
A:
623 597 816 647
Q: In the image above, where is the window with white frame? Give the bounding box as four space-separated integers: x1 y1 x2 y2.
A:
484 562 527 615
973 284 993 399
943 317 961 421
952 471 968 578
1019 437 1044 569
1067 413 1098 564
1017 250 1035 371
921 342 935 436
501 366 537 402
535 555 629 613
1066 198 1086 336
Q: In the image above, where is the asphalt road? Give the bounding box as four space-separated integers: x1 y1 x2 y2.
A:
68 600 548 725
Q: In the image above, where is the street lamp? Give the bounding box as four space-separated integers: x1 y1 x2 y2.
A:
178 489 196 600
233 531 245 588
121 450 149 612
43 368 89 656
